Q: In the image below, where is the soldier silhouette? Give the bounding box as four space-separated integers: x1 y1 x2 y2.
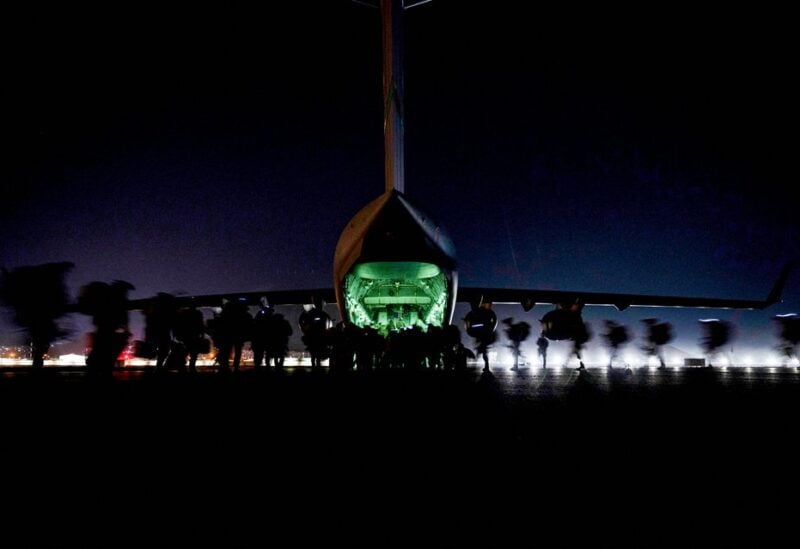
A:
465 300 497 373
174 300 207 372
774 314 800 364
251 299 273 370
215 298 253 372
79 280 134 376
143 292 178 371
699 319 733 367
536 335 549 369
265 310 293 369
503 317 531 371
642 318 673 370
602 320 630 369
299 297 331 369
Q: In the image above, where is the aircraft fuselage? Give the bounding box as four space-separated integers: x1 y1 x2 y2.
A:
334 190 457 335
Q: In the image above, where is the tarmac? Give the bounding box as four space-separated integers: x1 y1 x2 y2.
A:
4 362 798 459
2 363 798 540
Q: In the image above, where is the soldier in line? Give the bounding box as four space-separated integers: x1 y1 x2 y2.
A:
699 319 733 367
299 297 331 369
536 334 549 369
265 310 293 369
214 298 253 372
251 300 273 370
571 321 591 371
355 325 384 371
503 317 531 371
143 292 178 371
79 280 135 376
602 320 630 369
642 318 673 370
174 300 207 372
465 301 498 373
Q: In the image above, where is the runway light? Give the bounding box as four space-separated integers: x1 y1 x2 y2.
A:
594 351 610 367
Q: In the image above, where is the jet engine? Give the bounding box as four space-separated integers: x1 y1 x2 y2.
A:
540 303 585 341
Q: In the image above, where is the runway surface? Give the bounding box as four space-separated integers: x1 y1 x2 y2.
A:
3 363 798 541
4 363 798 456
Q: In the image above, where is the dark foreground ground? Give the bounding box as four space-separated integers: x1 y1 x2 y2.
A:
2 365 798 541
4 364 798 454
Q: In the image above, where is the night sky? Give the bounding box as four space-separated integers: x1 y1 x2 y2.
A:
2 1 797 360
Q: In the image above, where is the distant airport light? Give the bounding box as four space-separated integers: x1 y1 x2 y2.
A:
622 350 640 366
58 354 86 365
765 353 783 367
776 313 797 318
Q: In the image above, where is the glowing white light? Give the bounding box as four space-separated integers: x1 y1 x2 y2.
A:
622 351 638 365
56 354 86 366
595 352 611 367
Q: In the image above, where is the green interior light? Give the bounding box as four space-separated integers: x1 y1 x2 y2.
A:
344 261 448 334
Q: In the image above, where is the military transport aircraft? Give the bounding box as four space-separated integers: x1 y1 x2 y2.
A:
132 184 789 345
130 0 790 345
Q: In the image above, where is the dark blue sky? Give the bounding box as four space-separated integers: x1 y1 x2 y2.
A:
2 1 797 359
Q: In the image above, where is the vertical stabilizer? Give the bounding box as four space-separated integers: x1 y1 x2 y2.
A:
381 0 405 193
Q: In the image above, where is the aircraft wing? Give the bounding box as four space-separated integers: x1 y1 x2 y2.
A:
126 264 791 314
127 288 336 310
457 264 793 312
